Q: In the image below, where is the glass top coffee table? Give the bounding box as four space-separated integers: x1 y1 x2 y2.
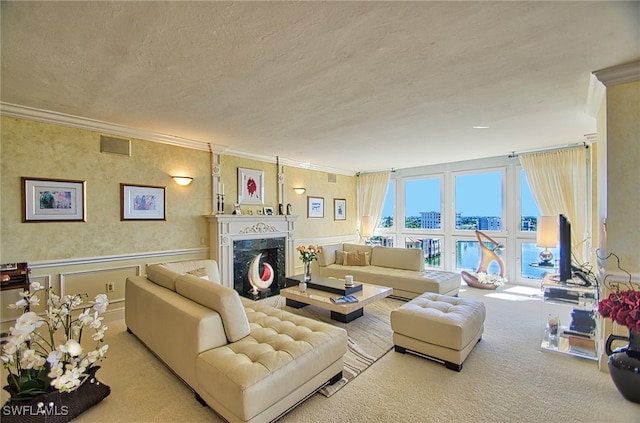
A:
280 275 392 323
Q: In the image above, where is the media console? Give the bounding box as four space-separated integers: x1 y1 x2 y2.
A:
540 273 598 361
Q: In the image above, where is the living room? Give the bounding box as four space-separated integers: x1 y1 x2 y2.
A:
1 2 639 422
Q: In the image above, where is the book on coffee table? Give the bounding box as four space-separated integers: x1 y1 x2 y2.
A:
330 295 359 304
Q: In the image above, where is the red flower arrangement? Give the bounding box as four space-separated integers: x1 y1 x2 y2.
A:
598 289 640 333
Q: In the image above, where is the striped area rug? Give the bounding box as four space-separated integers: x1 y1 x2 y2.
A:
257 295 405 397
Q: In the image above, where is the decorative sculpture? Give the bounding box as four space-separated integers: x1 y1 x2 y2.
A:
248 253 274 294
461 230 506 290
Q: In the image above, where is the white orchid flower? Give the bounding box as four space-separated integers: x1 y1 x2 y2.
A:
92 294 109 314
59 339 83 357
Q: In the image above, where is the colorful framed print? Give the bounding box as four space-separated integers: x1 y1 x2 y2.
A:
238 168 264 205
334 198 346 220
121 184 166 221
22 177 86 222
307 196 324 218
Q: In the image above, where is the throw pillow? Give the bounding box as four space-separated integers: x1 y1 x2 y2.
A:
345 251 369 266
335 250 346 265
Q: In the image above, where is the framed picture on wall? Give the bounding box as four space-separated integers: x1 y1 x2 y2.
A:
334 198 346 220
307 196 324 218
238 168 264 205
263 206 274 215
121 184 166 221
22 177 86 222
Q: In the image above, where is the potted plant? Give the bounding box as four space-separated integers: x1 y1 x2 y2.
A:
1 282 111 421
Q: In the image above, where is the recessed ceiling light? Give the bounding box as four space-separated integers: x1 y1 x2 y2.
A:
473 125 490 129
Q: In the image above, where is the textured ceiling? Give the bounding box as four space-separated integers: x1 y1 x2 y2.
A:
1 1 639 173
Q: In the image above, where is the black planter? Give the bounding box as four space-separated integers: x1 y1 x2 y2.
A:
2 366 110 423
605 330 640 404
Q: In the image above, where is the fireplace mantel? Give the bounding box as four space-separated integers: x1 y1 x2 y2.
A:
204 214 298 288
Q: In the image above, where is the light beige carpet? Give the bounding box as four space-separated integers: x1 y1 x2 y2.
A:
258 295 405 396
4 285 639 422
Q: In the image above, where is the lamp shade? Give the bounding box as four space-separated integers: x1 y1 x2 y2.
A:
536 216 558 248
361 215 374 238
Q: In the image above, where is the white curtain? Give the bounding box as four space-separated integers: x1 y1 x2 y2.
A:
519 147 588 265
357 171 391 238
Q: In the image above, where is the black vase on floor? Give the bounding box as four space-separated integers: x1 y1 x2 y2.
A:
605 330 640 404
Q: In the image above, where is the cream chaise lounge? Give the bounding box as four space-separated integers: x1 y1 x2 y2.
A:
125 260 347 423
313 243 461 299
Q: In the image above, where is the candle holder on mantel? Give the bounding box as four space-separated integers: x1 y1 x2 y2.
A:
216 194 225 214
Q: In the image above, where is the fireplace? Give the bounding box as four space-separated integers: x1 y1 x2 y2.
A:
233 237 285 300
205 214 298 295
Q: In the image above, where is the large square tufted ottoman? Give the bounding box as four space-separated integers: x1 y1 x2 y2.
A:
390 292 485 371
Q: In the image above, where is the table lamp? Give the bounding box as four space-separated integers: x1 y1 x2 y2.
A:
361 216 374 245
536 215 558 267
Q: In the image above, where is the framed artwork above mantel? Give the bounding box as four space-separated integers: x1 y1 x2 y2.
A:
238 168 264 205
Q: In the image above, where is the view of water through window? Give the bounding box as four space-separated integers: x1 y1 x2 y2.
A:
377 167 553 282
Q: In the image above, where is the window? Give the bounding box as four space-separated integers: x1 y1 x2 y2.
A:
379 180 395 228
456 238 504 274
455 171 503 231
521 241 559 280
404 177 442 229
405 236 442 268
370 236 394 247
521 169 539 232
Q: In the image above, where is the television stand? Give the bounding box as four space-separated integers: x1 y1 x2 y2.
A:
540 273 598 361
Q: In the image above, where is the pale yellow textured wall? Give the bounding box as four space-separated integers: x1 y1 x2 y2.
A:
283 166 357 239
606 80 640 274
0 116 212 262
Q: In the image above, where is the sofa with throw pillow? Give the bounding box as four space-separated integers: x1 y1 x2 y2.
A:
125 259 347 423
312 243 460 299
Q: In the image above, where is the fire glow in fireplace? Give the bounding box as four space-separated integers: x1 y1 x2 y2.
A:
233 237 285 300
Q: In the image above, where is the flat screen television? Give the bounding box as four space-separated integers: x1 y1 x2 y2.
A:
558 214 572 282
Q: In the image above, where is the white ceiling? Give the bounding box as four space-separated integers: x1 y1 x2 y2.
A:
1 1 639 173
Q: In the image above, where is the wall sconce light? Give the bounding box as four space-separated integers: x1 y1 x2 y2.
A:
536 215 558 267
293 187 306 195
172 176 193 186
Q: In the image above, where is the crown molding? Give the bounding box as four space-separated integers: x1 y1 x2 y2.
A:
593 60 640 87
1 102 356 176
219 149 356 176
0 102 227 153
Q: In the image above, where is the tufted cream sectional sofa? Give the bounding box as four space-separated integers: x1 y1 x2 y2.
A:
125 260 347 423
312 243 461 299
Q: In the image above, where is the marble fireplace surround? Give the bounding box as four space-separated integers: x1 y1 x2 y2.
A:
205 214 298 291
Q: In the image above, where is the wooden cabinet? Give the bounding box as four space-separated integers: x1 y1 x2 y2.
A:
1 262 30 292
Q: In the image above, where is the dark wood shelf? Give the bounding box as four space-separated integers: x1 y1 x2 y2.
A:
1 262 30 292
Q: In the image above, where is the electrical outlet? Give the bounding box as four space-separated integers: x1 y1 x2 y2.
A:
106 283 115 293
